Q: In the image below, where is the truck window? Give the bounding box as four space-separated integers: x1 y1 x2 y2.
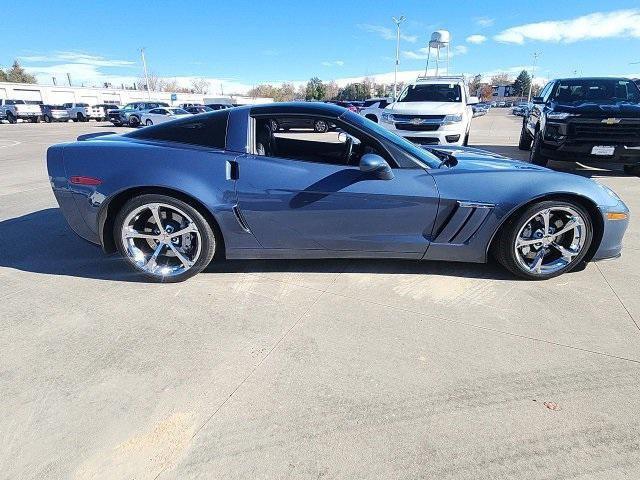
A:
397 84 462 103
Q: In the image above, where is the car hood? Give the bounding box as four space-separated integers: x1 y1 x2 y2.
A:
550 100 640 117
386 101 464 115
423 145 548 172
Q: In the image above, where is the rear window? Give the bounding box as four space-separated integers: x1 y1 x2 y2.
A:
126 110 229 149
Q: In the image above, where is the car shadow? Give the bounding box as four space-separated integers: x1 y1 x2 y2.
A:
1 208 521 282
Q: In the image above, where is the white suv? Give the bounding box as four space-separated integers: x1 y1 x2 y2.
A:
381 76 478 146
359 98 391 123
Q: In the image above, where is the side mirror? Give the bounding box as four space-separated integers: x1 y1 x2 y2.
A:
468 96 479 105
359 154 394 180
532 96 544 104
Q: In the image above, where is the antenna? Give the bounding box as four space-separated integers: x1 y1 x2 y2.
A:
140 48 151 100
527 51 541 103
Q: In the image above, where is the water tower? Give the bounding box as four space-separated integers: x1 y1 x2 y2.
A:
424 30 450 76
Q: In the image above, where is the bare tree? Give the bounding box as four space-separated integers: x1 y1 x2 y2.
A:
191 78 210 94
490 73 512 85
323 81 340 101
136 73 160 91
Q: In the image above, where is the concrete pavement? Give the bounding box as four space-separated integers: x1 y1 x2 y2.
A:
0 111 639 479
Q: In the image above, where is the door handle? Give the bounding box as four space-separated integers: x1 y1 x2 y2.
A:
226 160 239 180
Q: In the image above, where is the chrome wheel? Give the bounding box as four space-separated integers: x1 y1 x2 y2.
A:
120 203 204 277
514 206 587 275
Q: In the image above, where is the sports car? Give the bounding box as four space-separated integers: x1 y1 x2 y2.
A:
47 102 629 282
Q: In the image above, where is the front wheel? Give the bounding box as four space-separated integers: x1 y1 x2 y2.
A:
145 119 153 126
314 119 329 133
494 200 593 280
114 194 217 282
7 112 16 124
518 123 532 150
129 116 140 127
528 131 548 166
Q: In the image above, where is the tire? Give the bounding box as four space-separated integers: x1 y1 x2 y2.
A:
145 119 153 126
365 114 378 123
494 200 593 280
314 119 329 133
114 194 218 282
518 123 532 150
128 116 140 127
33 116 40 123
623 165 640 176
528 131 548 166
7 112 16 124
44 115 51 123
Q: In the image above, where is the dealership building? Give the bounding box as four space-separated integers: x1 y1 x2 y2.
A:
0 81 272 106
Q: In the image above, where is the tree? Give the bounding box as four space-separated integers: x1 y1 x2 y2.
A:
479 84 494 101
136 73 160 91
467 74 482 96
338 83 368 101
191 78 209 94
490 72 512 86
247 84 277 98
6 60 37 84
0 68 7 82
511 70 531 98
275 82 297 102
323 81 340 101
305 77 326 101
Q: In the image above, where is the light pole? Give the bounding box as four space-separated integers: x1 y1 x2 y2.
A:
392 15 406 100
141 47 151 100
527 51 540 103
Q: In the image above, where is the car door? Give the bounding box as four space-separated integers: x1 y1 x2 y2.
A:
234 119 439 257
527 81 555 135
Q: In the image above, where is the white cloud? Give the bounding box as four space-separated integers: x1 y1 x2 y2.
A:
494 9 640 44
402 44 467 60
20 51 134 67
321 60 345 67
357 24 417 43
475 16 494 27
466 34 487 44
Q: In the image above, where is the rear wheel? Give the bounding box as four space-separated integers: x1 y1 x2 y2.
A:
33 116 40 123
114 194 217 282
528 131 548 166
494 200 593 280
7 112 16 124
518 123 532 150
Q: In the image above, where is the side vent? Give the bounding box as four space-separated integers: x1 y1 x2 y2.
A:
232 205 251 233
434 201 493 245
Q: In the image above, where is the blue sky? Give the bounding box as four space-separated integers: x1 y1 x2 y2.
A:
2 1 640 94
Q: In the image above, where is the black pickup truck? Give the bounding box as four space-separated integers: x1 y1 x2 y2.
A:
518 77 640 175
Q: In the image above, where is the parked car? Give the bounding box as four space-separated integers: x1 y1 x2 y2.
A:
381 76 478 145
472 104 488 117
268 116 332 132
91 104 120 121
62 103 92 122
0 99 42 123
184 105 214 114
41 105 70 123
140 107 192 126
47 102 628 282
359 98 391 123
327 101 359 112
179 103 204 109
205 103 233 111
518 77 640 175
107 101 170 127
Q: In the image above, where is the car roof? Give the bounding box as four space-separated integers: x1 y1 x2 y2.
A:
250 101 347 118
553 77 633 82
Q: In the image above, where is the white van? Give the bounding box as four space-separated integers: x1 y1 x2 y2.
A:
381 76 478 146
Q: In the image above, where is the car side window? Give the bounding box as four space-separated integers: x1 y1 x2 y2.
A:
253 115 390 168
539 82 555 102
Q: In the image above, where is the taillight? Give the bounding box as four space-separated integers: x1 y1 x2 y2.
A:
70 176 102 185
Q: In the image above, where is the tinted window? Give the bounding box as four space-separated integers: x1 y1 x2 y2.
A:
552 79 640 103
126 110 229 149
398 83 462 103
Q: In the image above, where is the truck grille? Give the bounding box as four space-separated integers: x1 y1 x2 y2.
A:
570 122 640 141
396 124 440 131
391 114 445 122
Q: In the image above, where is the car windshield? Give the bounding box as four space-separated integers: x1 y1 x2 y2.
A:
168 108 189 115
7 100 25 105
342 111 441 169
397 83 462 103
552 79 640 104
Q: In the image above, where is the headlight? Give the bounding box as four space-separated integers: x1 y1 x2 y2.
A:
381 113 394 123
443 114 463 124
546 112 577 120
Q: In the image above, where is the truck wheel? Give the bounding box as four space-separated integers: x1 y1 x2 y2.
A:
33 116 40 123
518 123 532 150
145 119 153 126
44 115 51 123
7 112 16 124
528 131 548 167
129 116 140 127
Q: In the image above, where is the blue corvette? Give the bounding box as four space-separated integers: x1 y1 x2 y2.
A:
47 102 629 282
